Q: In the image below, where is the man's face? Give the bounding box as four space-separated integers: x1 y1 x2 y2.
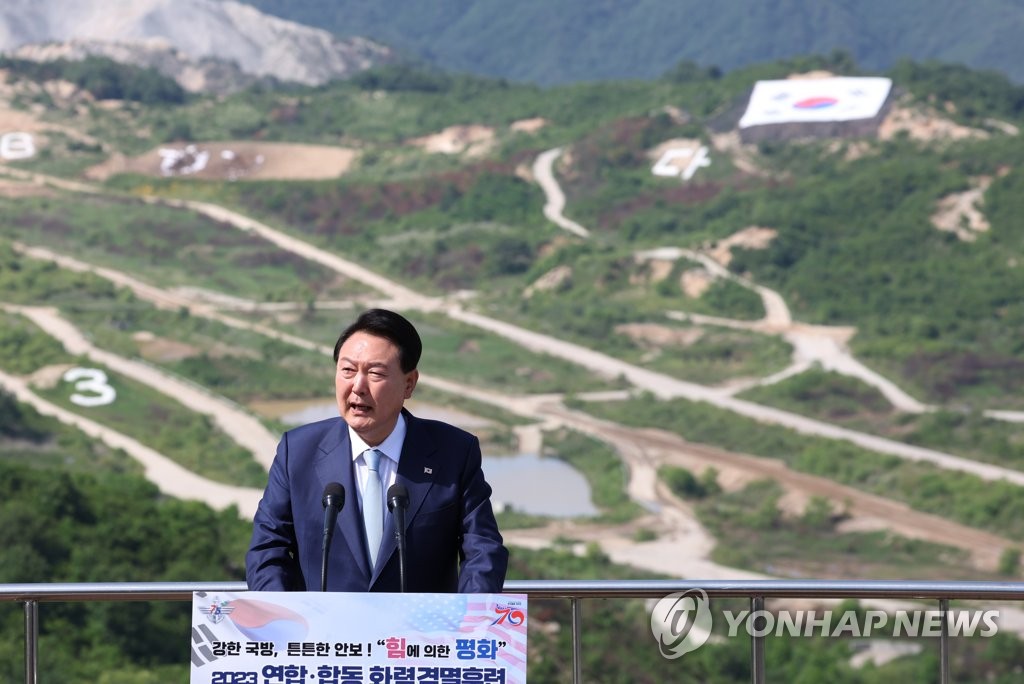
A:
335 331 418 446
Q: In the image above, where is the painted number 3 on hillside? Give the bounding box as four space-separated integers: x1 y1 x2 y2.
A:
63 367 117 407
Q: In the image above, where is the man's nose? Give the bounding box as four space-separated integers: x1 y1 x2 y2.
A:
351 371 369 392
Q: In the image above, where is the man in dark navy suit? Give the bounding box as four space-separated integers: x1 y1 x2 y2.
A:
246 308 508 593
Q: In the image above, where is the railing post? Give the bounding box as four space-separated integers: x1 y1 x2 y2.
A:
750 596 765 684
24 600 38 684
571 597 582 684
939 598 949 684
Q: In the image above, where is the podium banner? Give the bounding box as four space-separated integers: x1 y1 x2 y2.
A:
190 591 527 684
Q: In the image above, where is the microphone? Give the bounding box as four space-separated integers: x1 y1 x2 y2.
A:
321 482 345 592
387 483 410 593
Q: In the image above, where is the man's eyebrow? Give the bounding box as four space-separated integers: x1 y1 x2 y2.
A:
338 356 388 368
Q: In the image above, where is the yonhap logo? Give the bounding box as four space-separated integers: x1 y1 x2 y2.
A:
648 591 1001 661
650 589 713 659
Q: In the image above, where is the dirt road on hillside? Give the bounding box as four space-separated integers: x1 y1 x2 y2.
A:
7 277 1012 577
7 167 1024 584
5 304 279 468
544 403 1010 570
419 377 1013 573
532 147 590 237
0 367 262 517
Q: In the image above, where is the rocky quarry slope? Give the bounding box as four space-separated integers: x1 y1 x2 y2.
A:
0 0 392 91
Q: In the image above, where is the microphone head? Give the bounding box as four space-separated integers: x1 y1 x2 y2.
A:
322 482 345 509
387 483 410 511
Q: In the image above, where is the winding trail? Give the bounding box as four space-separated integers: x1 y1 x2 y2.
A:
0 367 261 516
532 147 590 238
446 308 1024 485
639 250 930 413
161 198 441 311
11 183 1024 495
4 303 279 468
4 163 1023 604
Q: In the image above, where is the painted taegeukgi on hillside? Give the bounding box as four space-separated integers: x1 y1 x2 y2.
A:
738 76 893 142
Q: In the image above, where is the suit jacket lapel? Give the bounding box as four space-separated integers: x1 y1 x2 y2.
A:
314 422 371 581
398 410 438 519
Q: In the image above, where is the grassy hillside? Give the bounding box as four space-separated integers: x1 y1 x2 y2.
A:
6 53 1024 406
5 53 1024 394
76 57 1024 407
6 53 1024 679
244 0 1024 85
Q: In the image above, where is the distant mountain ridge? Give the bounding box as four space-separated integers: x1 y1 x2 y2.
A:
0 0 393 91
7 1 1024 95
243 0 1024 86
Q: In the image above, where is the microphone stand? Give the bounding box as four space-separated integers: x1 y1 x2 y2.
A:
394 505 407 593
321 483 345 592
321 535 332 593
387 484 410 593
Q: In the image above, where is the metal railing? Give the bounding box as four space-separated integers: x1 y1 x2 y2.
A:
3 578 1024 683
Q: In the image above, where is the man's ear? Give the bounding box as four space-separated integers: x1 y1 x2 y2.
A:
405 369 419 398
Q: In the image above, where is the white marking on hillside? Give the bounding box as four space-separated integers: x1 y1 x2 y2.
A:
0 131 35 160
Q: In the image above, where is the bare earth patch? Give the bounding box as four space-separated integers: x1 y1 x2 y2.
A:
647 259 674 284
523 264 572 298
614 322 703 347
0 106 50 133
513 161 535 183
931 177 993 241
710 130 764 176
85 140 359 181
629 256 673 286
879 100 989 142
681 268 714 297
707 226 778 267
27 363 75 389
509 117 547 134
132 331 202 362
407 124 496 158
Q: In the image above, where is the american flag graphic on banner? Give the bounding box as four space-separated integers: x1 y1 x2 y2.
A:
401 593 528 663
402 593 528 667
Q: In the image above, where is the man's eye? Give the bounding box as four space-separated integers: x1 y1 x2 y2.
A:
369 371 386 379
339 367 355 377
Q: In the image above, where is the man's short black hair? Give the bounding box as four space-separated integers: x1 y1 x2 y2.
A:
333 309 422 373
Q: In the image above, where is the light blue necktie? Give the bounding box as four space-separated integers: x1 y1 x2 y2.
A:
363 449 384 566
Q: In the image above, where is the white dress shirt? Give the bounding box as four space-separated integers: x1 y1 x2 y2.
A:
349 414 407 526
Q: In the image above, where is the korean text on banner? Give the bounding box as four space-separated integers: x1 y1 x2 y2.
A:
191 591 528 684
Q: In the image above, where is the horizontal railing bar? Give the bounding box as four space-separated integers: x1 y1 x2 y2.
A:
0 582 245 602
509 579 1024 601
1 579 1024 602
